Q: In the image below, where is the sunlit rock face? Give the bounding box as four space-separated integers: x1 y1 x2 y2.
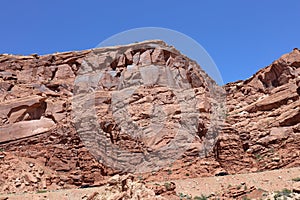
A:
73 40 225 173
225 48 300 172
0 41 300 194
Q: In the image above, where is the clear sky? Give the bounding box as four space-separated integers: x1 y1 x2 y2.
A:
1 0 299 84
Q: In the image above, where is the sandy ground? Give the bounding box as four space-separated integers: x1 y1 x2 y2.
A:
0 167 299 200
172 167 300 197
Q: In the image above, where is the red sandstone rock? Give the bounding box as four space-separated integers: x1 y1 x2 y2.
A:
0 40 299 194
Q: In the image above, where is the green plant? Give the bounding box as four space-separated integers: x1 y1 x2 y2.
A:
137 175 144 181
237 185 242 190
281 188 292 195
274 188 292 199
269 148 275 153
262 192 268 196
36 190 47 193
167 169 172 175
292 177 300 182
178 192 192 200
164 182 171 190
254 153 263 161
242 197 251 200
193 194 207 200
0 148 3 152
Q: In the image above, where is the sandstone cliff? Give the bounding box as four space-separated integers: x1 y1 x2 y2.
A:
0 41 299 194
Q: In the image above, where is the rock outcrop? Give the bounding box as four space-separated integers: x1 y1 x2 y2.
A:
225 48 300 172
0 41 299 194
0 50 111 193
92 174 178 200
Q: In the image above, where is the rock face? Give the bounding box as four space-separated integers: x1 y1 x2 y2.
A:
0 41 299 194
0 50 109 193
225 48 300 172
72 41 225 173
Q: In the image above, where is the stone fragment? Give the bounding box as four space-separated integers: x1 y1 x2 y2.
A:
0 82 13 92
139 50 152 66
24 173 38 183
117 54 126 67
151 48 165 65
53 64 75 82
0 118 55 143
132 52 140 65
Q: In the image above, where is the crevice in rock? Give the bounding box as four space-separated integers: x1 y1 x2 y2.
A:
50 67 58 80
46 83 60 93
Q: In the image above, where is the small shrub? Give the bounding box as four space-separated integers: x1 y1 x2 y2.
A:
178 192 192 200
167 169 172 175
242 197 251 200
281 188 292 195
269 148 275 153
36 190 47 193
193 194 207 200
274 188 292 199
262 192 268 196
164 182 171 190
254 154 262 160
137 175 144 181
292 177 300 182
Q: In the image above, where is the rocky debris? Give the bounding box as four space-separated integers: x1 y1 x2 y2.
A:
210 183 300 200
210 183 264 200
0 41 299 195
0 125 108 194
264 189 300 200
86 174 177 200
0 151 60 193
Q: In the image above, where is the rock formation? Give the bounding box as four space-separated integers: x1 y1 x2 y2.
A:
225 48 300 171
92 174 178 200
0 41 299 194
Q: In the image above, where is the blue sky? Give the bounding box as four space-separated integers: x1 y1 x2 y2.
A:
1 0 299 84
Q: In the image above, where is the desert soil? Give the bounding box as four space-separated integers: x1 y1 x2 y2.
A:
0 167 299 200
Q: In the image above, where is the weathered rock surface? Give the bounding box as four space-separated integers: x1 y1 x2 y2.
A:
225 48 300 173
72 41 225 173
92 174 178 200
0 41 299 194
